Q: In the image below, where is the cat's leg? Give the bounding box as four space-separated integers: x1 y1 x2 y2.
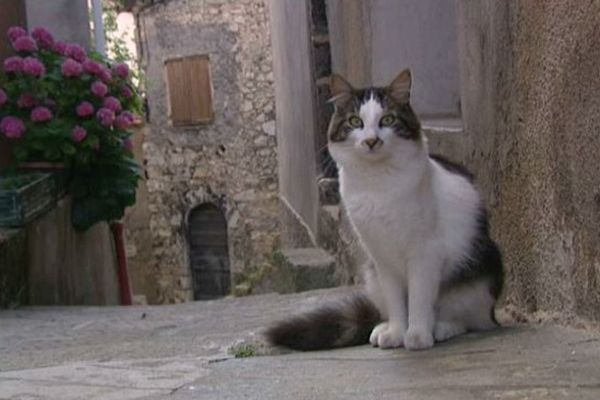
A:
434 279 497 342
405 251 441 350
364 259 387 318
369 268 407 349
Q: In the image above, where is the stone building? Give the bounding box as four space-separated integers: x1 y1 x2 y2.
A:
126 0 600 327
130 0 280 303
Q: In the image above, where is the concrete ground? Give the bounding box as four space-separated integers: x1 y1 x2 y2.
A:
1 288 600 400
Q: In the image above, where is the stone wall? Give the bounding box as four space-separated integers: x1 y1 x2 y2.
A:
269 0 320 246
123 124 157 304
136 0 279 303
455 0 600 322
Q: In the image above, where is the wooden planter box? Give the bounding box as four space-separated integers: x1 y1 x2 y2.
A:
0 173 55 227
19 163 69 200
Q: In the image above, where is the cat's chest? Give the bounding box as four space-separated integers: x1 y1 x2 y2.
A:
343 189 421 246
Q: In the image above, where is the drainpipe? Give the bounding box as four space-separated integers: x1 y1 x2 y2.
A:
111 222 133 305
91 0 106 56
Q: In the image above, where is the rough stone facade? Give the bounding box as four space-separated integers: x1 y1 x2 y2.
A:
135 0 279 303
454 0 600 323
123 124 157 304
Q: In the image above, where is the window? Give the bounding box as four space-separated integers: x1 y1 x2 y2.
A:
164 55 214 126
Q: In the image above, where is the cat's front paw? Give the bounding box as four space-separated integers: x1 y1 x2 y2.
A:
369 322 405 349
404 327 434 350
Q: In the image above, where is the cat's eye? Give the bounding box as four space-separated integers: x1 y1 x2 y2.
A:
380 114 396 127
347 115 363 128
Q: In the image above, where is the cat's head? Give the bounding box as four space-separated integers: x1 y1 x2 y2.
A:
327 69 422 166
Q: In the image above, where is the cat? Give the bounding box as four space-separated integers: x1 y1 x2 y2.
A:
266 69 503 351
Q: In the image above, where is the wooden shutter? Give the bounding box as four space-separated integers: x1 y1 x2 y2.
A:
164 55 214 126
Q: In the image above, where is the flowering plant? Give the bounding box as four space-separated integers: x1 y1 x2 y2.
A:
0 26 142 231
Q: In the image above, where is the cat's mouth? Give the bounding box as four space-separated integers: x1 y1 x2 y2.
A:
356 144 389 161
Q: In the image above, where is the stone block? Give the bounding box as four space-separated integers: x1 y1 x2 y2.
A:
274 248 337 293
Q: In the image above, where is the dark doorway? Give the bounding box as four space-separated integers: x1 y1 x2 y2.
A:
187 204 230 300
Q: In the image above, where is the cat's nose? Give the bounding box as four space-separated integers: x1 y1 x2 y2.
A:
362 137 382 150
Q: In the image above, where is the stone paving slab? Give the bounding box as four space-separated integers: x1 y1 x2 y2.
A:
1 287 600 400
160 327 600 400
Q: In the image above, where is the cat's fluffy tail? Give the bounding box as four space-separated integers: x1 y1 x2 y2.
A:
265 292 381 351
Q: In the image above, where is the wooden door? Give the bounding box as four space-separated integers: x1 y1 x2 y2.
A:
187 204 230 300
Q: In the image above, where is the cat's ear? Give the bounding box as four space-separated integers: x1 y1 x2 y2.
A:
329 73 353 107
387 69 412 104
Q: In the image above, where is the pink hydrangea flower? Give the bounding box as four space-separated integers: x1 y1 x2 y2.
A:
22 57 46 77
4 56 23 73
7 27 27 43
0 116 26 139
103 96 122 113
122 137 133 152
91 81 108 98
115 113 134 130
13 36 37 52
17 93 37 108
96 107 115 127
112 63 129 79
98 67 112 84
82 59 102 75
31 106 53 122
66 43 86 62
71 126 87 143
120 111 135 123
31 27 54 49
61 58 83 77
76 101 94 117
53 41 68 56
0 89 7 107
121 86 133 98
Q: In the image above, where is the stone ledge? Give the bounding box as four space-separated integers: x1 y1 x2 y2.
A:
422 117 465 161
274 248 337 293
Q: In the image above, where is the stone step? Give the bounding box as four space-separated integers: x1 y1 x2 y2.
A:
274 248 337 293
421 116 465 160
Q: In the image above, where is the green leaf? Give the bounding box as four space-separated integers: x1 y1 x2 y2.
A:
13 146 29 162
60 143 77 156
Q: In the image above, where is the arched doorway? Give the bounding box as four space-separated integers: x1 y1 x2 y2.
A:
187 204 230 300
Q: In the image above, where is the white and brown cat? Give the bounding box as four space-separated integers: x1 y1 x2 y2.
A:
267 70 503 351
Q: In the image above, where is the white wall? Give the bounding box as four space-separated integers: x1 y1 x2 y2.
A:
25 0 90 48
269 0 320 239
328 0 461 117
